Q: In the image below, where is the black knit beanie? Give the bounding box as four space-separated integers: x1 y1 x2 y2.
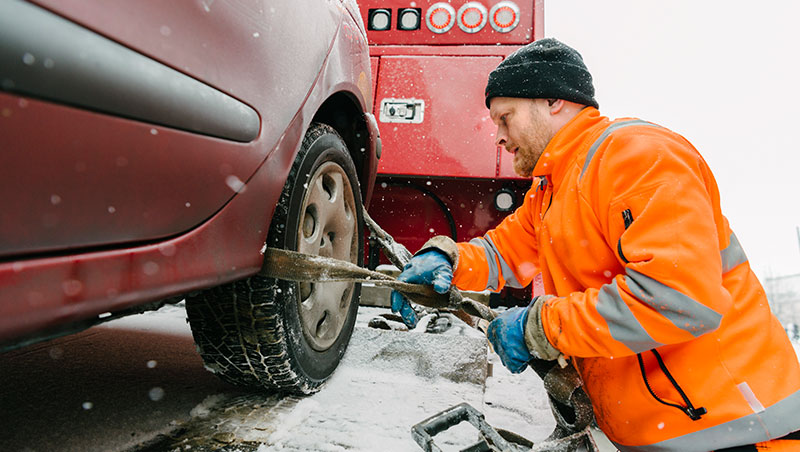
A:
485 38 599 109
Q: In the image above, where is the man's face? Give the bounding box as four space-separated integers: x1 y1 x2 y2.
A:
489 97 553 177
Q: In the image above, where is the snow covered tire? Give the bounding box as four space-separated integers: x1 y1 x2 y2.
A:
186 123 363 394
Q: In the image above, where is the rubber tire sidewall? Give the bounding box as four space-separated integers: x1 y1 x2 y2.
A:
268 123 363 384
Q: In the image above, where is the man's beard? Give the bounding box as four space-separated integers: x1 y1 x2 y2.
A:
513 109 550 177
513 146 540 177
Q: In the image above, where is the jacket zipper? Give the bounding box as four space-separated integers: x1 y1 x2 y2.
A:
622 209 633 228
617 209 633 263
539 177 553 218
637 351 707 421
620 209 707 421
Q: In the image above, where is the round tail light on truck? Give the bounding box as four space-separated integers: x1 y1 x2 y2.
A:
426 2 455 33
457 2 488 33
490 1 521 33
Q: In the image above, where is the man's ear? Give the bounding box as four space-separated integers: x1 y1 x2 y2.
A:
547 99 566 114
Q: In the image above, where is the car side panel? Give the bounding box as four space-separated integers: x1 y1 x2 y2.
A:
0 109 306 345
0 4 378 347
30 0 340 145
0 0 340 257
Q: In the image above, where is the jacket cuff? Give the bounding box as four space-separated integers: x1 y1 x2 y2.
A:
417 235 459 270
524 295 561 361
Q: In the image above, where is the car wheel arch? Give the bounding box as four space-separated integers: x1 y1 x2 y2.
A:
312 91 374 201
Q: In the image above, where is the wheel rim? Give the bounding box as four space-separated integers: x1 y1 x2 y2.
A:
296 160 358 351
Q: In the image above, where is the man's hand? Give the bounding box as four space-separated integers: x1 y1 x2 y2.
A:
487 305 533 373
390 249 453 328
487 296 560 373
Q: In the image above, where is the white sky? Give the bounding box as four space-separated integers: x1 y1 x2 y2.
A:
545 0 800 282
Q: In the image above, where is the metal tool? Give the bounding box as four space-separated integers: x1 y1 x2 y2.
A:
363 209 496 321
363 208 413 270
412 402 596 452
412 403 530 452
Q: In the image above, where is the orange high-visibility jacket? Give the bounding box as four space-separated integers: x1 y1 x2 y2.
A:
454 107 800 451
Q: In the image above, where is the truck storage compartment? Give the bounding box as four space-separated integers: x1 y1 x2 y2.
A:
374 56 502 178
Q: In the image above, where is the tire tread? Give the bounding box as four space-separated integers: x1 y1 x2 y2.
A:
186 123 361 394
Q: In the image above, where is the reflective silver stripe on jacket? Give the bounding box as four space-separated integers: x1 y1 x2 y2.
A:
469 236 524 291
612 389 800 452
597 279 664 353
597 269 723 353
625 268 723 337
580 120 660 180
721 232 748 273
599 233 746 352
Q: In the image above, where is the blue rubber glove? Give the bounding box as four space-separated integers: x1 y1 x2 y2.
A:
390 249 453 328
487 305 533 374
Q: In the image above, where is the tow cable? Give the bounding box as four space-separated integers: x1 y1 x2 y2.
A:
261 207 599 452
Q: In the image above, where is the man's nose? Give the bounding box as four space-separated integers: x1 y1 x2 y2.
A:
495 129 507 148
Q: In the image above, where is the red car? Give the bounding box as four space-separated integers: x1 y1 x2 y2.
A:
0 0 380 394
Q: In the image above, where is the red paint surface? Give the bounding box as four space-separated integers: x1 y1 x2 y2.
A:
0 2 377 344
0 93 257 257
368 176 535 302
365 1 541 302
0 110 303 342
369 177 532 254
374 55 502 178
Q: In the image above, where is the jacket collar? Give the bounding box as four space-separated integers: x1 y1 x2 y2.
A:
532 107 608 187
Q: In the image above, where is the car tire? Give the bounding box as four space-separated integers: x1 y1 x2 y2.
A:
186 123 363 394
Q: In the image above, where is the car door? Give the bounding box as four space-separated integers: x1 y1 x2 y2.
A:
0 0 341 257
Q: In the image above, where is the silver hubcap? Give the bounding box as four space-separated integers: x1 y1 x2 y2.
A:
296 161 357 351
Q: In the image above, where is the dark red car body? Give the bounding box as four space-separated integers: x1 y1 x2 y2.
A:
0 0 380 349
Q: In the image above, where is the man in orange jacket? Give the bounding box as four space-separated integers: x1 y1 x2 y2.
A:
391 38 800 451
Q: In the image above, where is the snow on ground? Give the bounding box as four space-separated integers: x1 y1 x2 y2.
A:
352 307 557 441
246 307 554 451
126 304 563 451
255 357 486 451
482 352 555 442
118 304 800 452
198 308 799 452
109 301 191 332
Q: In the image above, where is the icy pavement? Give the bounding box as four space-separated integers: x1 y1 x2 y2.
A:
136 306 571 452
119 306 800 452
251 307 558 451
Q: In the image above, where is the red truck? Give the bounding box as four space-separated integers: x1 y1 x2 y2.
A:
361 0 545 303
